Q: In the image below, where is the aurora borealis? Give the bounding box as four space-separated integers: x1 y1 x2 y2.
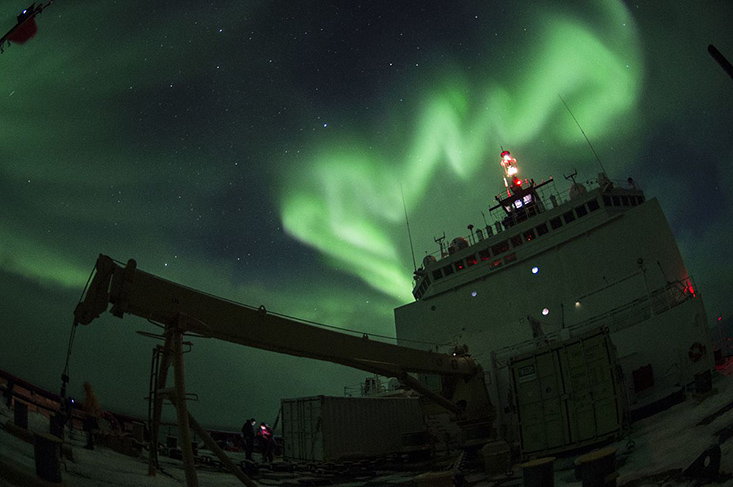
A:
281 1 643 300
0 0 731 428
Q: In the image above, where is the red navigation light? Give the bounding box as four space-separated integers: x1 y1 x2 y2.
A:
500 150 518 177
684 284 696 297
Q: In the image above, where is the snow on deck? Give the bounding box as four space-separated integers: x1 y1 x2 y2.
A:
3 371 733 486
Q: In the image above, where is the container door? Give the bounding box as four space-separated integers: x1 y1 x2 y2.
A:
282 398 323 462
511 328 623 458
561 333 621 442
512 350 566 454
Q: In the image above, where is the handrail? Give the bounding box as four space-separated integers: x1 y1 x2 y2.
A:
490 277 697 367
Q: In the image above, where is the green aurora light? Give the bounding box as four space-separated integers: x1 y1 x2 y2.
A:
280 1 642 302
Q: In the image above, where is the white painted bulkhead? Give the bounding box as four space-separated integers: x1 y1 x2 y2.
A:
395 188 714 438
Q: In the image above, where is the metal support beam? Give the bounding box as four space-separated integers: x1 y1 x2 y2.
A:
171 324 198 487
187 412 258 486
148 336 173 476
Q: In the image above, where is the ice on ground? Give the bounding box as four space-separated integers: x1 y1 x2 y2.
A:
3 373 733 486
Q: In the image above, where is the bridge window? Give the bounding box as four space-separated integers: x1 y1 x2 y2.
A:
575 205 588 218
563 211 576 224
536 222 549 236
603 195 612 206
523 229 536 242
510 234 523 248
442 265 454 277
478 248 492 261
432 269 443 281
466 254 478 267
491 240 510 255
587 198 600 212
550 216 563 230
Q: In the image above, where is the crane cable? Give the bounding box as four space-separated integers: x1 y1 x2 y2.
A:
60 266 96 398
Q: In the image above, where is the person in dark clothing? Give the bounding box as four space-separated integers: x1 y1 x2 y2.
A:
241 418 256 460
256 422 275 463
62 396 74 426
83 382 99 450
4 380 15 408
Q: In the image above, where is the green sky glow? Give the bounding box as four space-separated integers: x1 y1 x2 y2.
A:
0 0 729 429
281 1 642 302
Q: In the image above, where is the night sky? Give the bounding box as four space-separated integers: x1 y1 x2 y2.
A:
0 1 731 430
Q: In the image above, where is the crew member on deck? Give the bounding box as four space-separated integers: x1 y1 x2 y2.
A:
257 422 275 463
241 418 256 460
83 381 99 450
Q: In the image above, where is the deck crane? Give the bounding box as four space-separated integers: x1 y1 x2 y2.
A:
73 255 496 487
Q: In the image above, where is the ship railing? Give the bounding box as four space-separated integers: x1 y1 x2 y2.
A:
416 177 642 272
343 376 403 397
487 177 642 228
490 277 696 369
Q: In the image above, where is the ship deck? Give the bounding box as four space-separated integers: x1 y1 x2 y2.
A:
3 367 733 486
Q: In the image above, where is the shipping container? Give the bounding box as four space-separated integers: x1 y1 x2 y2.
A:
509 327 625 458
281 395 425 462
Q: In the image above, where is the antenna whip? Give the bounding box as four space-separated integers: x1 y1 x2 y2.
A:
400 185 417 272
558 95 607 176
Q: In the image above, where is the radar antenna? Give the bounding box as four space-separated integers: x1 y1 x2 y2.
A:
434 233 447 259
563 169 578 185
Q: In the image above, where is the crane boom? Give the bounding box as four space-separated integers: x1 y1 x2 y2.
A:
74 255 494 421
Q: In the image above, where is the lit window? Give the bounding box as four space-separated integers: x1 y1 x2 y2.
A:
523 194 533 205
514 199 523 209
542 308 550 316
531 266 539 274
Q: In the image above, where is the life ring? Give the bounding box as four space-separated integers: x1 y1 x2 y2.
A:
689 342 706 363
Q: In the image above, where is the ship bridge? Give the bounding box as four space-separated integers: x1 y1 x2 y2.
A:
397 149 713 460
411 165 645 302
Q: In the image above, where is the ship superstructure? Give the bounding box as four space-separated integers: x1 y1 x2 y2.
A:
395 150 714 445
